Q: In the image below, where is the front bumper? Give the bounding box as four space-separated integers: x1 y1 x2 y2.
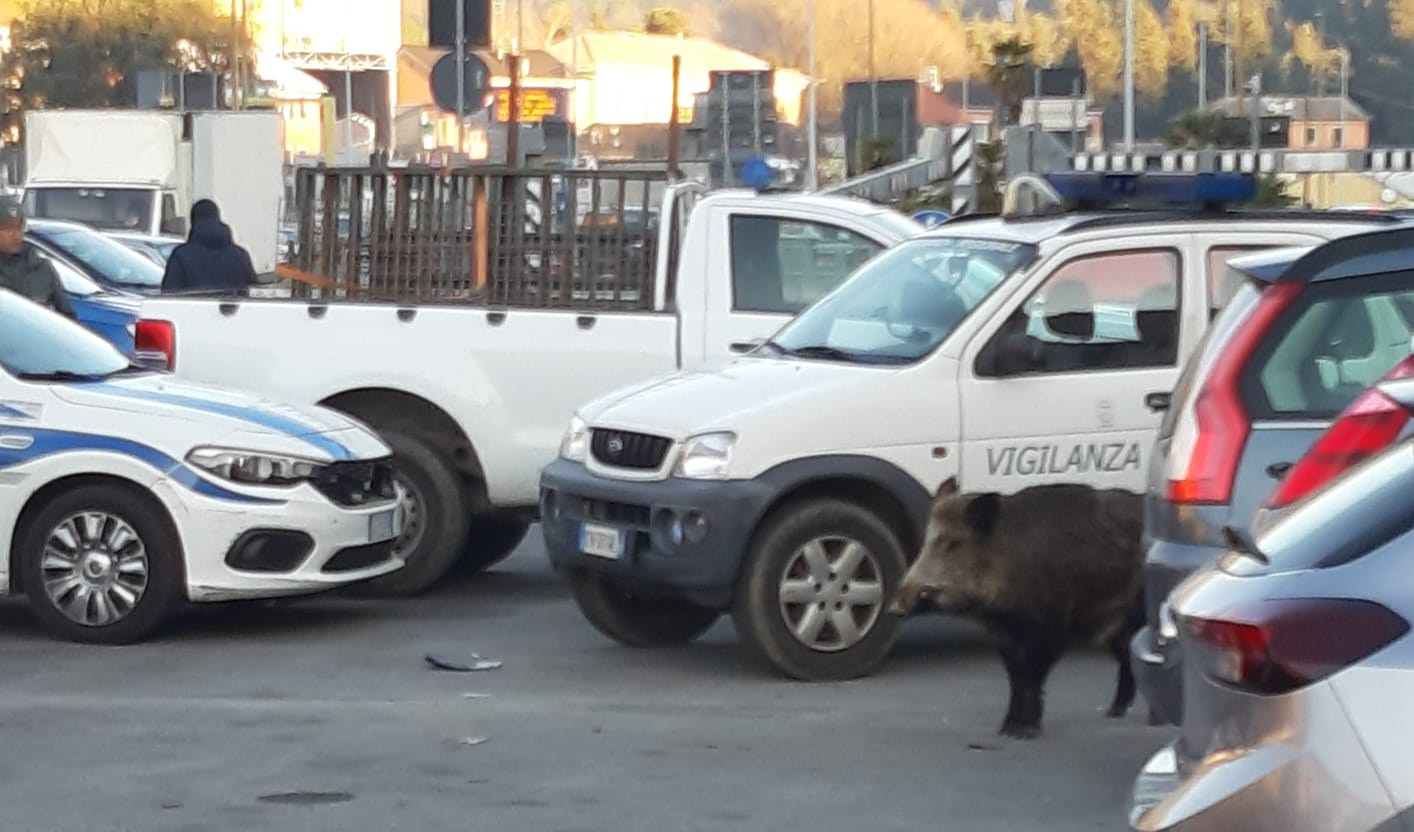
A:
1133 538 1227 726
153 479 405 602
538 458 777 608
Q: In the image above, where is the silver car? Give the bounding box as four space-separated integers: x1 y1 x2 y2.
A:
1130 432 1414 831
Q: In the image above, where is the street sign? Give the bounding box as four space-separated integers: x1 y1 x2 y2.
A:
430 52 492 115
912 209 951 228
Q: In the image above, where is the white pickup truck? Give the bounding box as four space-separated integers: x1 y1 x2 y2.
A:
134 176 921 596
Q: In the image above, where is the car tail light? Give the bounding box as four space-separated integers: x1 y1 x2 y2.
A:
1266 384 1413 509
1185 598 1409 695
1167 281 1304 504
134 319 175 371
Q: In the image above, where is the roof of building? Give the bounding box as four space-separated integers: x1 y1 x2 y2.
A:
1208 95 1370 122
545 31 789 76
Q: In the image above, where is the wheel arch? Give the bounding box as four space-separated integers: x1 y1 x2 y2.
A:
746 455 934 563
8 473 185 596
320 387 487 499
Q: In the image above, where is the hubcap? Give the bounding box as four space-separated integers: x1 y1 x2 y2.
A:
42 512 150 628
778 536 885 652
392 477 425 558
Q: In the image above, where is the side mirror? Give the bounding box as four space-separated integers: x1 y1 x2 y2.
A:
979 332 1040 377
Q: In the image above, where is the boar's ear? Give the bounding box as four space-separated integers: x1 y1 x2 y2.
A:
963 492 1002 538
935 476 960 499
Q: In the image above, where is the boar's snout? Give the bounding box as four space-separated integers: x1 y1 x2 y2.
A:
888 586 930 618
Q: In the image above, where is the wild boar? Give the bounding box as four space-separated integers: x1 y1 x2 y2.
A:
888 477 1145 739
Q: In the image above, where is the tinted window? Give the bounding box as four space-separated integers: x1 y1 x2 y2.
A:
730 216 883 313
37 226 164 289
1247 276 1414 419
1233 440 1414 574
978 248 1181 376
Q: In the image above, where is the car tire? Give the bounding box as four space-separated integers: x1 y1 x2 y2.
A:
355 428 472 598
458 514 530 573
570 570 720 647
20 482 183 645
732 499 906 682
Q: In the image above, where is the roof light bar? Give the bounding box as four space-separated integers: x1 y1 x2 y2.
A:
1044 172 1258 210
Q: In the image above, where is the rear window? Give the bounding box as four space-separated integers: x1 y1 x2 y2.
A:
1244 274 1414 420
1232 440 1414 574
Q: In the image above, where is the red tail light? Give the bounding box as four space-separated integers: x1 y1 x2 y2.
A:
1167 281 1304 504
1185 598 1409 695
1266 385 1413 509
134 319 176 371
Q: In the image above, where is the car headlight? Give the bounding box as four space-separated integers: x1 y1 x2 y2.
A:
560 415 588 462
187 447 324 486
673 432 735 480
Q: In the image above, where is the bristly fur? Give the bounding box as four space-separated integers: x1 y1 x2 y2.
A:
889 477 1146 739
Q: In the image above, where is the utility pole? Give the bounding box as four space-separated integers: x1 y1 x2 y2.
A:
1198 19 1208 109
1123 0 1134 149
1224 0 1233 98
868 0 878 138
456 0 466 154
806 0 818 189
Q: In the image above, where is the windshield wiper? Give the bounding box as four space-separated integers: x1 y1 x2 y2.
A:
776 344 861 362
17 370 105 382
105 363 154 377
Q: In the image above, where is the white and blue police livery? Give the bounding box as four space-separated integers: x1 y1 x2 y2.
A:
0 288 405 643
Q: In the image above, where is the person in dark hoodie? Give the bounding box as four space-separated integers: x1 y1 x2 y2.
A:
161 198 258 295
0 194 76 318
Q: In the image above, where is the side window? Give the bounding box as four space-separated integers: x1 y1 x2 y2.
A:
979 248 1182 376
160 194 186 236
729 215 882 314
1249 282 1414 418
1206 245 1273 319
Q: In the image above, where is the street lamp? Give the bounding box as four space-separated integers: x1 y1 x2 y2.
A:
1123 0 1134 149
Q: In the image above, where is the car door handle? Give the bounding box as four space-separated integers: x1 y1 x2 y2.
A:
1144 391 1172 412
1266 461 1293 480
0 434 34 450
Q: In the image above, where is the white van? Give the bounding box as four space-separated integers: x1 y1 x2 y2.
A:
538 174 1407 681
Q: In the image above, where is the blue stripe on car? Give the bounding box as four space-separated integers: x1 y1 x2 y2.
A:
90 383 353 460
0 427 284 505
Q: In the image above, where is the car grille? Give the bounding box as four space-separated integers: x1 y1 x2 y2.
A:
581 498 652 528
311 458 398 507
589 429 672 470
323 540 396 573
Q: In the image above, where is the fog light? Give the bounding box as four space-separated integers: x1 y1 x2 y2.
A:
1157 600 1178 643
540 488 560 522
682 510 708 544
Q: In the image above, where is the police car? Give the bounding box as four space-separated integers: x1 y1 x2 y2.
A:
0 288 405 644
539 172 1410 682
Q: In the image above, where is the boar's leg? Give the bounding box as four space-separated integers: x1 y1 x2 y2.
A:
993 618 1069 740
1105 598 1145 718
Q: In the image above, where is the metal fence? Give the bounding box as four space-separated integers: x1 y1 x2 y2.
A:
288 165 670 310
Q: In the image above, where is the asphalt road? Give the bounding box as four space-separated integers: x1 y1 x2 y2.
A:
0 528 1169 832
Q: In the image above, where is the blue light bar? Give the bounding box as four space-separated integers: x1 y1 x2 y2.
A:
1045 172 1257 208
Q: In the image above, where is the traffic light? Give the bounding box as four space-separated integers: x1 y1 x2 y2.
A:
428 0 491 49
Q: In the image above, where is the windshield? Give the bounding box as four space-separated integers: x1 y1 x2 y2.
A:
0 290 130 378
23 187 155 232
766 236 1037 365
35 226 164 288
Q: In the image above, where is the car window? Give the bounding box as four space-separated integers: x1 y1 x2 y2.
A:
730 215 884 313
160 194 186 236
39 227 164 289
978 248 1182 376
40 250 103 297
0 290 128 377
1247 276 1414 419
1207 245 1274 318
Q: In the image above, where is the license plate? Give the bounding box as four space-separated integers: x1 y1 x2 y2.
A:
579 523 624 560
368 509 398 542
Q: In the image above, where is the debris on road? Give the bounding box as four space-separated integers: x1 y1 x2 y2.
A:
461 736 489 747
425 653 503 672
461 692 493 699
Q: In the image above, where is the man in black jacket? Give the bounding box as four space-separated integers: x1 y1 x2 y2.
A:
0 195 76 318
161 198 258 295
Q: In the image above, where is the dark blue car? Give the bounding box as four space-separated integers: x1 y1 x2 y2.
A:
29 235 142 354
